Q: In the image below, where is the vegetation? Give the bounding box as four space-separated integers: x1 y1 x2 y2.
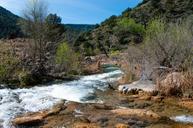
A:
117 18 145 35
0 43 19 83
75 17 145 56
0 6 22 38
126 18 193 96
56 42 82 75
144 19 193 70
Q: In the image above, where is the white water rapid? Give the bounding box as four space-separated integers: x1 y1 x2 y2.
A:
0 66 123 128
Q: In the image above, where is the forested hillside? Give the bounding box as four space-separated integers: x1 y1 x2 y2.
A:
0 6 96 39
0 6 23 38
75 0 193 55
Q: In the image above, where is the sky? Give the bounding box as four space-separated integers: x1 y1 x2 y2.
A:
0 0 142 24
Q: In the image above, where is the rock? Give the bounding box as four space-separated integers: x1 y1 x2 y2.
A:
119 80 155 94
88 115 109 124
47 101 66 116
76 116 90 123
93 104 114 110
13 101 66 126
115 123 130 128
179 101 193 110
151 96 164 102
74 123 99 128
139 96 152 101
12 114 44 126
111 108 161 120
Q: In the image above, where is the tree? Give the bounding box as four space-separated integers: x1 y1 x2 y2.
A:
19 0 48 75
46 13 62 25
45 13 65 42
19 0 65 77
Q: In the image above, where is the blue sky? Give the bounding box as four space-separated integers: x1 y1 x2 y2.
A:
0 0 142 24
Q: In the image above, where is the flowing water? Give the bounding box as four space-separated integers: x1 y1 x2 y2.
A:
0 65 123 128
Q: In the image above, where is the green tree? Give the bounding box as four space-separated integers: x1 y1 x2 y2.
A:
45 13 65 42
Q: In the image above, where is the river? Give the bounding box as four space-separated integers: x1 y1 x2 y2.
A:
0 65 123 128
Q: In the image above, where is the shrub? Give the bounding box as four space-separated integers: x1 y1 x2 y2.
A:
156 70 193 97
117 18 145 35
144 19 193 70
18 70 33 87
126 18 193 96
56 42 82 75
0 43 19 82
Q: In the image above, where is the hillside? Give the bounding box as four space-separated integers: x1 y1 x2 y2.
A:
125 0 193 25
65 24 96 32
0 6 96 40
74 0 193 55
0 6 22 38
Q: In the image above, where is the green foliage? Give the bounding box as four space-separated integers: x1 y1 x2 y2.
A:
45 13 65 42
56 42 82 75
117 18 145 35
46 13 62 25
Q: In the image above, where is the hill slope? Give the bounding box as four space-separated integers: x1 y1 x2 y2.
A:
0 6 96 39
0 6 23 38
75 0 193 55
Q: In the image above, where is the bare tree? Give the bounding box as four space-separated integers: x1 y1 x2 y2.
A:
20 0 48 74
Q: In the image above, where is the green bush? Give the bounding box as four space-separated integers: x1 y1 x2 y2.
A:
117 18 145 35
56 42 82 75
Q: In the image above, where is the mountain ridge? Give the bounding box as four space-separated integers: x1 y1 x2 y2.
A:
0 6 96 39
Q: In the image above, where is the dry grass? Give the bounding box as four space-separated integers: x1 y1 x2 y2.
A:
156 69 193 96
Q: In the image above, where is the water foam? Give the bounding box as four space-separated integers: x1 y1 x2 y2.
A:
0 68 123 128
